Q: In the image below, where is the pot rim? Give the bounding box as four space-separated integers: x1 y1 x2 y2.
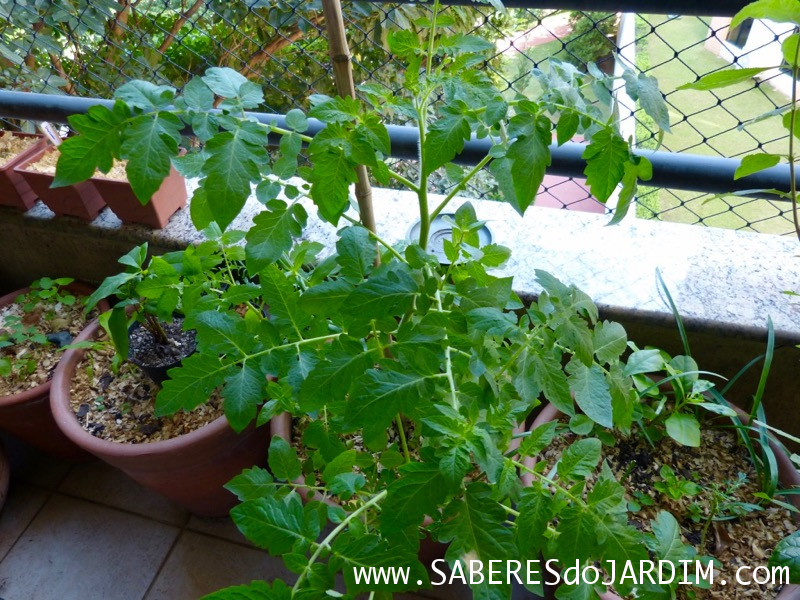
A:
0 282 109 409
50 318 233 457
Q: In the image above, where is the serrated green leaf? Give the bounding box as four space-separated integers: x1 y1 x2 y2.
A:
245 200 307 273
260 264 308 335
155 352 232 416
344 266 418 321
556 110 580 145
380 461 451 536
625 72 671 133
345 369 434 431
268 436 302 481
593 320 627 364
114 80 175 111
308 148 357 223
225 466 275 501
731 0 800 28
504 125 551 214
515 482 555 556
624 348 664 377
202 67 248 98
337 225 375 279
567 361 613 428
285 108 308 132
650 510 693 563
299 339 375 411
558 438 602 481
769 530 800 583
532 351 574 416
582 128 628 204
181 77 214 110
223 363 263 432
423 114 470 177
298 279 354 315
519 421 558 457
231 494 315 554
308 94 360 123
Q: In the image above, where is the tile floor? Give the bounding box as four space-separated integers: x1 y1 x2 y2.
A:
0 436 485 600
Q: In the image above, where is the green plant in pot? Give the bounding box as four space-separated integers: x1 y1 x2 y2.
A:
0 276 107 458
45 0 724 596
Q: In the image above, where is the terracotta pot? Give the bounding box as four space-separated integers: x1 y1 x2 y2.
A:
0 282 108 460
14 145 105 221
0 440 9 512
525 403 800 600
270 412 448 566
50 319 270 516
91 165 187 228
0 133 47 211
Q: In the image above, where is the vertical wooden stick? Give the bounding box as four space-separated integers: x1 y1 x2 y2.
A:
320 0 377 235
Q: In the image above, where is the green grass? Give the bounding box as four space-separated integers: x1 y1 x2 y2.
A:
638 15 795 234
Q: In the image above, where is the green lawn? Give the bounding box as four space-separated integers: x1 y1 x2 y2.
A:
637 15 795 234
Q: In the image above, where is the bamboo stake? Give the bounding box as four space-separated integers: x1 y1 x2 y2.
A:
320 0 377 235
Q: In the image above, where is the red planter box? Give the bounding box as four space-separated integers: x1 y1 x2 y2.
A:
0 133 48 211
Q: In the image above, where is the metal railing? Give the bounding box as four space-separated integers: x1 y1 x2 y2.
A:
0 0 794 233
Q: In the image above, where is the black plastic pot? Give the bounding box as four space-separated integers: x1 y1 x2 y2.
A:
127 319 196 386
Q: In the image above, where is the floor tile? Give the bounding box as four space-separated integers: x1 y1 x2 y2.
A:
0 494 179 600
186 514 252 545
58 459 189 526
144 530 294 600
0 480 49 560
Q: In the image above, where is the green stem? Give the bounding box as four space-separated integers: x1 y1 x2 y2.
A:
430 153 493 221
426 0 440 76
388 169 420 193
396 413 411 463
433 280 459 410
291 490 388 595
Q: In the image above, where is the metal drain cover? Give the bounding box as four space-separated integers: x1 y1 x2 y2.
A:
406 213 492 264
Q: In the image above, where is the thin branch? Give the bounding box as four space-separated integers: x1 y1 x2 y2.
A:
158 0 204 54
48 53 75 95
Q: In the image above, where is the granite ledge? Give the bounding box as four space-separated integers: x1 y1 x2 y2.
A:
4 183 800 343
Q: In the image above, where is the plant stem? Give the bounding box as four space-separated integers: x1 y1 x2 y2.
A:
426 0 440 76
388 169 420 193
292 489 388 595
433 282 459 410
430 153 493 220
396 413 411 463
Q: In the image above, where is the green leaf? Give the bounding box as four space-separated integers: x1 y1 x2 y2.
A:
665 412 701 447
479 244 511 267
202 123 267 229
245 200 307 273
335 533 427 593
769 530 800 583
438 34 495 55
380 461 451 536
54 102 130 187
202 67 249 98
308 148 357 223
119 112 182 204
624 72 671 133
735 153 782 180
567 362 613 428
180 77 214 110
731 0 800 28
225 466 275 501
155 353 232 416
504 125 551 214
515 482 555 556
593 320 627 364
678 67 772 91
84 271 136 312
344 266 418 321
345 369 434 431
650 511 693 563
386 30 422 59
231 494 317 554
532 351 574 416
193 310 251 355
299 339 375 411
557 438 602 481
298 279 354 315
268 436 302 481
114 80 175 111
423 114 470 176
202 579 292 600
104 306 129 360
308 95 360 123
519 421 558 457
582 128 628 204
623 348 664 377
783 33 800 68
337 225 375 279
223 363 263 432
260 264 308 334
466 307 515 336
556 110 580 145
285 108 308 133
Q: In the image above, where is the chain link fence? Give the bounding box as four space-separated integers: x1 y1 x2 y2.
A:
0 0 795 234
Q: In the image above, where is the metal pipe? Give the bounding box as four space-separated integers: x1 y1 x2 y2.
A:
0 89 794 200
357 0 749 17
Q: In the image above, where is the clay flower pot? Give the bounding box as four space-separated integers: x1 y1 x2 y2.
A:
270 412 447 566
50 319 270 517
0 282 108 460
91 165 187 229
0 132 47 211
524 403 800 600
14 145 105 221
0 441 9 512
